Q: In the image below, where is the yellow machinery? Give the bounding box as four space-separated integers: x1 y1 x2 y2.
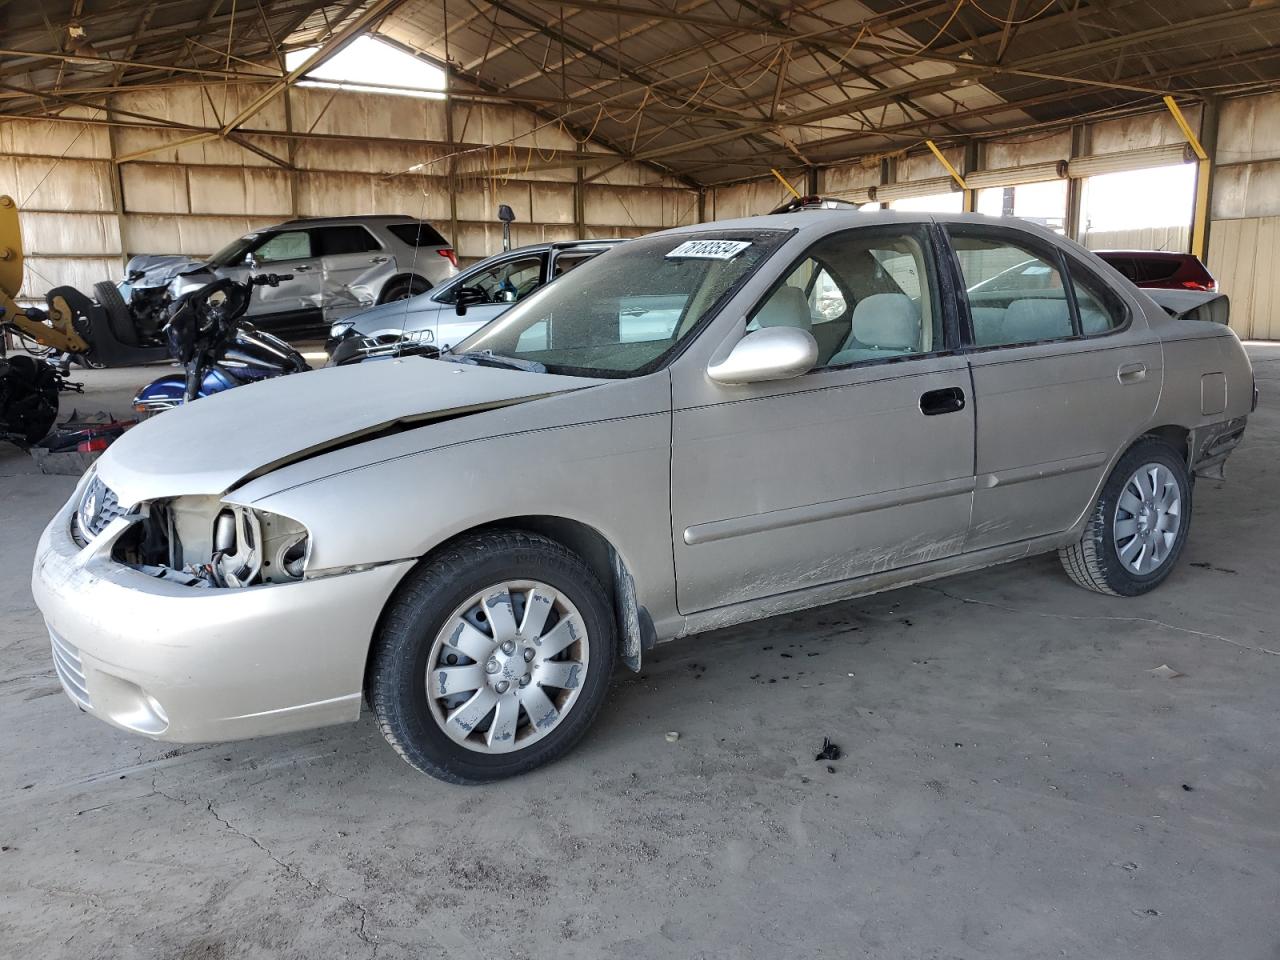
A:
0 194 90 355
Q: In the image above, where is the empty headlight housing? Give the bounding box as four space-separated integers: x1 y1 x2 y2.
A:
111 496 310 588
211 505 310 587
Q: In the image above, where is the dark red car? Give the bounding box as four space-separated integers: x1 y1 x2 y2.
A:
1094 250 1217 292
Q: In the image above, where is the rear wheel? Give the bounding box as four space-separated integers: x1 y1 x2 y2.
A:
368 530 616 783
380 275 430 303
1059 437 1191 596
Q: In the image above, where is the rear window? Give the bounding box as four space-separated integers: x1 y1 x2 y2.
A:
1132 257 1180 283
386 222 449 248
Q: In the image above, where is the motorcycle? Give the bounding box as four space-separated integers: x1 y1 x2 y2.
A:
133 273 310 417
0 351 61 446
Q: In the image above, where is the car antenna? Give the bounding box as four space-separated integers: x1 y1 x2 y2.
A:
395 187 433 361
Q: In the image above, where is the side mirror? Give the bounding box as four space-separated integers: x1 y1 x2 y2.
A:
453 286 486 316
244 253 258 270
707 326 818 385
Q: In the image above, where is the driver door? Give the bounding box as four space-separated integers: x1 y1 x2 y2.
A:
237 229 323 330
670 224 976 614
433 252 546 349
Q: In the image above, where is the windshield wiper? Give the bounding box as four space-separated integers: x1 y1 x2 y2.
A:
440 350 546 373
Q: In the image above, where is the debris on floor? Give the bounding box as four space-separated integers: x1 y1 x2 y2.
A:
30 409 137 474
665 731 680 743
815 737 841 762
1149 664 1185 680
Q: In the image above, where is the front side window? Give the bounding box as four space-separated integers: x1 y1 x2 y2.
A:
747 226 943 368
251 230 312 263
453 229 786 377
950 230 1072 346
455 255 544 304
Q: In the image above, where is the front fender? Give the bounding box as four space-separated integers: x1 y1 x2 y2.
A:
225 374 679 633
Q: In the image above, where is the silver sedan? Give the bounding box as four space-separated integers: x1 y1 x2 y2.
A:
33 211 1253 782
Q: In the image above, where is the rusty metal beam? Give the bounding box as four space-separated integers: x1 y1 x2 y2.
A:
634 1 1280 162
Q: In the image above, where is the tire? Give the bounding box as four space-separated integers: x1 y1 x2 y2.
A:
1059 437 1192 596
93 281 138 346
368 529 616 783
380 275 431 303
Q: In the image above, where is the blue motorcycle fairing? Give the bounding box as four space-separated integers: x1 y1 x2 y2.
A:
134 366 245 404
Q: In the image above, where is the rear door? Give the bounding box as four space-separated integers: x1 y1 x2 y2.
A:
314 225 392 322
946 223 1162 550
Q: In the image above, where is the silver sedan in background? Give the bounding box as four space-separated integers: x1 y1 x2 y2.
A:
324 238 623 362
33 211 1253 783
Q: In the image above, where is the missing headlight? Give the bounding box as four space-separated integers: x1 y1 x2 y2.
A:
212 506 309 587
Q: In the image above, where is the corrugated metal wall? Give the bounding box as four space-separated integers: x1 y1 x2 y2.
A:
4 82 697 301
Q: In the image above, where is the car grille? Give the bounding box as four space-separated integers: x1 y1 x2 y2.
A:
76 475 128 541
50 629 91 709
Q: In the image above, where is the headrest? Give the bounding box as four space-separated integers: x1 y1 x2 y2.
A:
851 293 918 350
1003 298 1071 343
755 285 811 330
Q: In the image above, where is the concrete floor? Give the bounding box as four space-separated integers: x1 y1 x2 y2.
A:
2 347 1278 960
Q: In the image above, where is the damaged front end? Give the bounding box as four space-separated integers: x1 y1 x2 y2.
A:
76 473 310 589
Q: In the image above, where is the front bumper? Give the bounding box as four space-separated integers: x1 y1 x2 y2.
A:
31 494 414 743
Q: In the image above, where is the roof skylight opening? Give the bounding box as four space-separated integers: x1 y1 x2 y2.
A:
285 35 446 99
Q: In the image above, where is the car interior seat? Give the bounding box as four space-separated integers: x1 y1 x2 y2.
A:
827 293 919 366
754 285 812 330
1003 297 1072 343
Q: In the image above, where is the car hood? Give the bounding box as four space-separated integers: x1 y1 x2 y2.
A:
125 254 210 288
97 357 604 506
347 294 445 336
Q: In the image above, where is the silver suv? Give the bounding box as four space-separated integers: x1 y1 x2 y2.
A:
125 215 458 340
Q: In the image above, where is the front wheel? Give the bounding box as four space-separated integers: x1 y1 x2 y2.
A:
367 530 616 783
1059 437 1192 596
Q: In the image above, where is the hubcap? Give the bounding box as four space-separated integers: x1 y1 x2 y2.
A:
1113 462 1182 575
425 580 588 754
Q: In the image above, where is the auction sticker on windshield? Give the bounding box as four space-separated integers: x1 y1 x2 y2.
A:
665 239 752 260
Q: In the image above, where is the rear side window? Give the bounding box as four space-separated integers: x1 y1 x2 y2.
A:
1068 264 1128 335
314 225 380 256
551 252 600 277
949 229 1072 346
386 222 449 247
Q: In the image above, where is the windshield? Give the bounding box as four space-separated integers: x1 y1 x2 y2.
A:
451 229 787 377
210 234 257 267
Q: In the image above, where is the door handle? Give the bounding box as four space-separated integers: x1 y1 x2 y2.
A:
919 386 966 416
1117 362 1147 384
369 256 389 264
292 263 312 272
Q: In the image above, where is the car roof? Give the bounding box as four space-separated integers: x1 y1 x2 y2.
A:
272 214 434 228
653 209 1070 245
1093 250 1197 261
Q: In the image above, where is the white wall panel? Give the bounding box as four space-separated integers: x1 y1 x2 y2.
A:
20 212 119 256
1207 217 1280 341
121 164 189 214
3 156 112 212
22 257 121 297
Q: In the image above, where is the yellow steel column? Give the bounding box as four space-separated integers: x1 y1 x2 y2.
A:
926 139 972 211
1163 96 1210 260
